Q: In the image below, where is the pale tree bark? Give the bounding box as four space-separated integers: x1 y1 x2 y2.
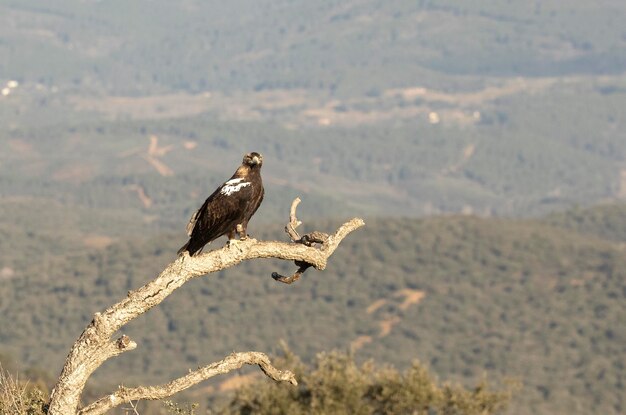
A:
47 199 364 414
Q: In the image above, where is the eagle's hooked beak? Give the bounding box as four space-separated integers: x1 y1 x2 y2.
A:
251 155 261 165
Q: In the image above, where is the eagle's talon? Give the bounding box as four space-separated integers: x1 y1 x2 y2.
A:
227 239 243 251
236 224 249 240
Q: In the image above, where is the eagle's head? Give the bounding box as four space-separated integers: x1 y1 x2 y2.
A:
243 152 263 168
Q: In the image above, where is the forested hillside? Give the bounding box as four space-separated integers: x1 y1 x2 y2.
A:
2 1 626 93
1 203 625 414
1 1 626 218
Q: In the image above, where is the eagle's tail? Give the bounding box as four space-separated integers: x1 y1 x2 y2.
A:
177 241 190 256
178 240 205 256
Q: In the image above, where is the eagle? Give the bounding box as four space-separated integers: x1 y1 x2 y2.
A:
178 152 264 256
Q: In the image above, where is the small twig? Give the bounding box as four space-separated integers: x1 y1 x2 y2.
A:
123 400 140 415
285 197 303 241
272 261 312 284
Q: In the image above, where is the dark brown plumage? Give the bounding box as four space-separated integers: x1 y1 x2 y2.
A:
178 152 264 256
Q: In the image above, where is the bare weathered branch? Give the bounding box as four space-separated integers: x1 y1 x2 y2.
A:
273 198 344 283
78 351 296 415
47 198 364 415
285 197 303 241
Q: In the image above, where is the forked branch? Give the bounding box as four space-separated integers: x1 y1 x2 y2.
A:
273 197 337 283
47 198 364 415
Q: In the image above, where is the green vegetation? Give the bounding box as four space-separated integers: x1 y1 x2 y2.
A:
222 347 513 415
544 203 626 242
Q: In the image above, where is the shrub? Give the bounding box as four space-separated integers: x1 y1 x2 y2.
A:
0 365 48 415
222 347 514 415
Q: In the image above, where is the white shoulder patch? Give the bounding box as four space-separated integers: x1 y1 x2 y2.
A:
221 179 251 196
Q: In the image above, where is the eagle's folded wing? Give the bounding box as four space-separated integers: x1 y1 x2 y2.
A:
186 208 201 236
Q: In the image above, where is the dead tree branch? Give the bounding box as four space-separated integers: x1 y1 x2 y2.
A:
78 352 297 415
273 196 334 283
47 198 364 415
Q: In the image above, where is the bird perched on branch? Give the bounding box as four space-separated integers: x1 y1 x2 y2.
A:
178 152 264 256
